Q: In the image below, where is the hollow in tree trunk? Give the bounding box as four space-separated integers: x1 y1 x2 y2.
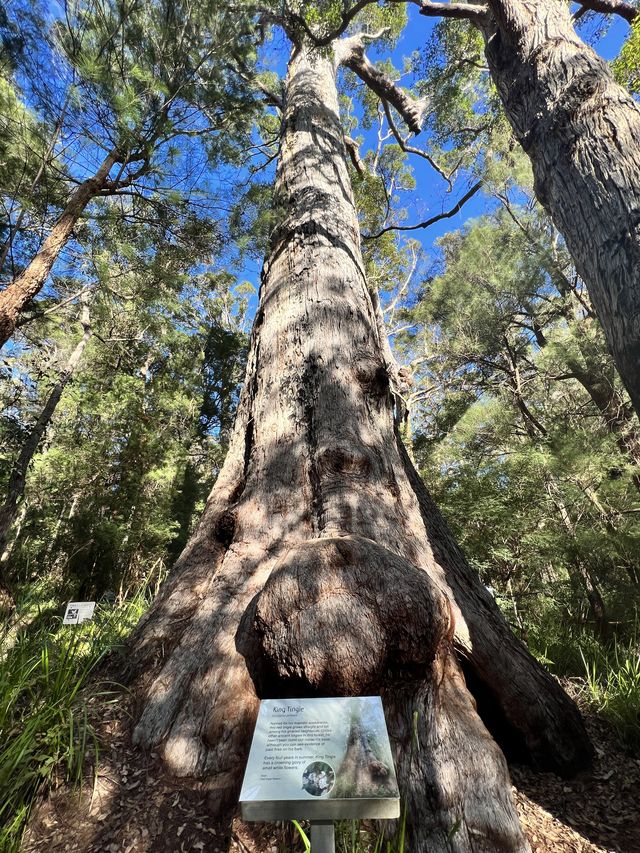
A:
126 41 591 852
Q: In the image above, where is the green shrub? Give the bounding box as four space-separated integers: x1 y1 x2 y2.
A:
0 583 154 853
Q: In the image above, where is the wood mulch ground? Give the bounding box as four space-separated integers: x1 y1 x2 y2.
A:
22 679 640 853
509 680 640 853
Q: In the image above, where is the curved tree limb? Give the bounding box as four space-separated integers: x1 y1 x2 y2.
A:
381 98 452 186
336 33 427 134
281 0 397 47
344 135 367 176
574 0 638 23
418 0 489 25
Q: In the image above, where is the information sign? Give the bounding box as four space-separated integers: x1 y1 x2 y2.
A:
240 696 400 821
63 601 96 625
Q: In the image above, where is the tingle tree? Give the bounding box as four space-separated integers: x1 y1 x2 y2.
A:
122 6 591 852
417 0 640 420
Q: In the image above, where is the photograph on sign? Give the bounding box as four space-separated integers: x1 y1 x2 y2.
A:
62 601 96 625
240 696 399 821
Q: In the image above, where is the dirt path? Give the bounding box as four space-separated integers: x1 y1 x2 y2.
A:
510 705 640 853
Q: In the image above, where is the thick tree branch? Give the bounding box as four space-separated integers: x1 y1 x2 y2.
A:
280 0 386 47
418 0 489 25
363 179 483 239
336 34 427 135
575 0 638 23
344 135 366 176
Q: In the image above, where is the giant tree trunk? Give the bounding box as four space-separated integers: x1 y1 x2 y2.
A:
482 0 640 418
126 41 591 852
0 150 116 348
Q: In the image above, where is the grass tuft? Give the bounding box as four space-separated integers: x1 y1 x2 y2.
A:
0 582 155 853
580 637 640 751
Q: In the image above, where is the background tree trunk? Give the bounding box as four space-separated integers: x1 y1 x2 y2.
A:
0 296 92 599
0 151 115 348
125 41 590 852
483 0 640 418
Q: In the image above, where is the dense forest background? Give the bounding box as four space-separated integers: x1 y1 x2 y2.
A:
1 1 639 851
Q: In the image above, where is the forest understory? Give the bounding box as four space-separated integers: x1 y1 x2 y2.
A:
18 671 640 853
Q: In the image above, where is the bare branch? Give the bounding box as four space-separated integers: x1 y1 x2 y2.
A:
381 99 452 187
418 1 489 25
280 0 386 47
344 135 367 176
363 180 483 239
15 285 93 328
574 0 638 23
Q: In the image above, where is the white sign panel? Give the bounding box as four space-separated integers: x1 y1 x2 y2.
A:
240 696 400 821
63 601 96 625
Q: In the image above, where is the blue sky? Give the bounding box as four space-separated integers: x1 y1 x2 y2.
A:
3 1 633 342
235 4 633 317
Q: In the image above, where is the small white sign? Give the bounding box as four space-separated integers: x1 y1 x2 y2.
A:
63 601 96 625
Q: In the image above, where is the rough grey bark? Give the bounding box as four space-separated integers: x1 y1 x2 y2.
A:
335 34 426 134
125 40 590 852
479 0 640 418
0 296 92 601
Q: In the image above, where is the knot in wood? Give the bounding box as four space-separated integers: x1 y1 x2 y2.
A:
315 444 373 479
240 536 451 696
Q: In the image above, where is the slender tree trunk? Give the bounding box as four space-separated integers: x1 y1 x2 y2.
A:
125 41 590 852
568 356 640 489
0 297 92 596
481 0 640 418
0 150 116 348
544 473 609 638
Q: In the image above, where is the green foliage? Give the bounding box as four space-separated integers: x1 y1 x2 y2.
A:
230 181 280 259
0 578 157 852
0 208 247 598
407 203 640 649
613 18 640 94
288 0 406 46
416 18 505 177
0 73 67 276
580 632 640 751
52 0 258 156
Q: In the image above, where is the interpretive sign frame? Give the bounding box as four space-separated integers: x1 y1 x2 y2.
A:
239 696 400 822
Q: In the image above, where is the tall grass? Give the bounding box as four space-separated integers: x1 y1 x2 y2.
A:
580 637 640 751
526 610 640 752
0 583 155 853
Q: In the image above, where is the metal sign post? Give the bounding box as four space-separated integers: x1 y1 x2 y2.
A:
239 696 399 850
310 821 335 853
